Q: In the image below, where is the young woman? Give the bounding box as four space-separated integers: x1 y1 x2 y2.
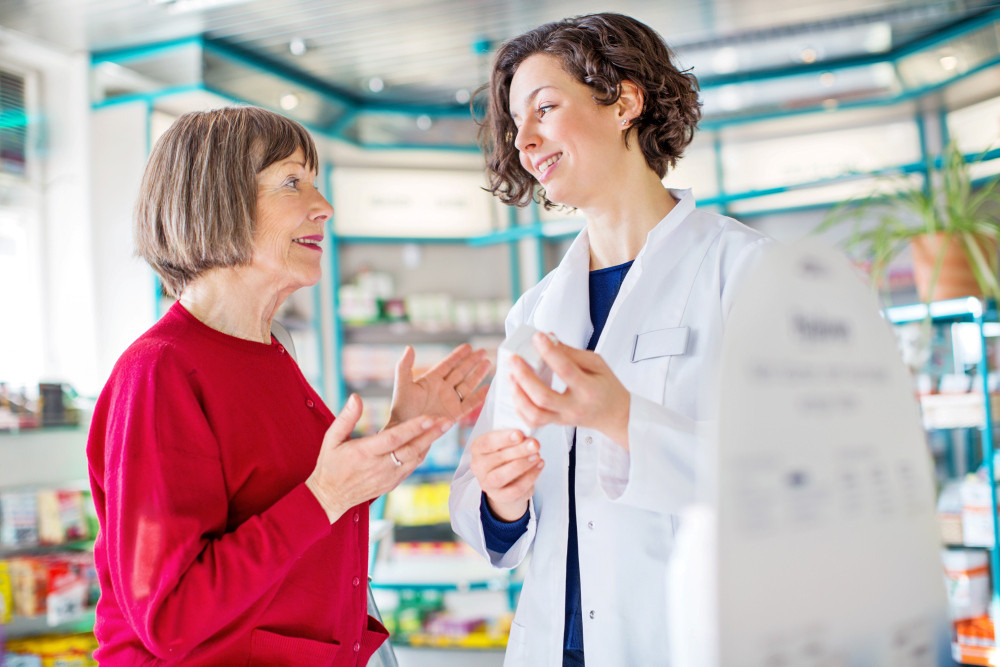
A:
450 13 771 666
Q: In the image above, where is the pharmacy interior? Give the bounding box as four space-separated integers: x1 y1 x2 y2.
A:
2 0 1000 665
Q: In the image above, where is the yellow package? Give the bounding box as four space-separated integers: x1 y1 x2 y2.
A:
0 559 12 623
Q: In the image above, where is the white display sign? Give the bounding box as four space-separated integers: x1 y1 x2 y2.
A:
332 168 498 237
670 241 952 666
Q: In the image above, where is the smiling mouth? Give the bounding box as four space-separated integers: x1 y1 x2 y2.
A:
536 153 562 174
293 237 322 250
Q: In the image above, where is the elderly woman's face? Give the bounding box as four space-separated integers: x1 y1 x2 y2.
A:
252 147 331 290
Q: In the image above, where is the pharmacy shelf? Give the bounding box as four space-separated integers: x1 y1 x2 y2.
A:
3 609 96 640
921 393 1000 431
343 324 505 346
0 426 89 489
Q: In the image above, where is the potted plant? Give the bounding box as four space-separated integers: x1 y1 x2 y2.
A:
818 142 1000 303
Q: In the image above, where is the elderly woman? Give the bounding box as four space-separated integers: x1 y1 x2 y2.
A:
87 106 489 666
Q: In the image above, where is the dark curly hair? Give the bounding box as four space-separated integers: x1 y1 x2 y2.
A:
478 13 701 209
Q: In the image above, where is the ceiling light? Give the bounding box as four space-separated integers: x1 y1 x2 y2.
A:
939 54 959 71
289 37 307 57
864 23 892 54
822 98 838 111
711 47 739 74
416 115 432 131
820 72 836 87
279 93 299 111
455 89 471 104
799 48 818 64
368 77 384 93
150 0 254 14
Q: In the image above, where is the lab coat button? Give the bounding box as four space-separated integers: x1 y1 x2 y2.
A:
585 436 593 445
589 610 595 619
306 399 315 408
587 521 594 530
353 576 360 587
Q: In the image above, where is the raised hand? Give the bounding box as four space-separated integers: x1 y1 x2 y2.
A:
510 332 631 449
306 394 453 523
387 343 491 428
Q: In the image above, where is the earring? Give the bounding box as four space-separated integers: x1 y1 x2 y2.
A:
621 118 630 127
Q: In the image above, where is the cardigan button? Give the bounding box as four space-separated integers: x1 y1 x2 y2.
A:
306 399 315 408
353 642 361 652
353 576 361 587
277 345 285 354
353 511 360 523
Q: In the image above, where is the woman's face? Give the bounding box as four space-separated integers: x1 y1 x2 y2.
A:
252 146 332 291
508 53 627 209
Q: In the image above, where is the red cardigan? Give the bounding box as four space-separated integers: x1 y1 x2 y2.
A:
87 303 387 666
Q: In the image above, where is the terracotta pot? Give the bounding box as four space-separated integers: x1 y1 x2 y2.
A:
910 232 995 302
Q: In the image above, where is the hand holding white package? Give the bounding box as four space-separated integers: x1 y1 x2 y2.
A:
493 324 554 435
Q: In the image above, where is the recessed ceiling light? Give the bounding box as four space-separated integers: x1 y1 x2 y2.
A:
455 89 471 104
279 93 299 110
711 47 739 74
150 0 253 14
820 72 836 87
800 48 818 64
368 77 384 93
289 37 307 57
939 54 959 71
822 98 838 111
416 115 432 131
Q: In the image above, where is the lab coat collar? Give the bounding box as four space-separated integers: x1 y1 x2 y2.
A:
529 189 698 356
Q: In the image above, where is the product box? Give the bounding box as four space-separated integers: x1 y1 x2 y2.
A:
938 481 964 546
37 490 89 545
942 548 991 620
0 491 39 547
961 478 999 548
493 324 554 435
0 559 12 624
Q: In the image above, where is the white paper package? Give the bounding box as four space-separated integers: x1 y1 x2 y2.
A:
493 324 554 435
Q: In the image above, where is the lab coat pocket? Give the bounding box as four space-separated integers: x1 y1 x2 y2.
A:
505 620 529 663
625 327 689 405
248 628 341 666
631 326 689 362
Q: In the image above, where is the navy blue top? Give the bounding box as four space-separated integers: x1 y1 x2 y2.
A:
480 260 634 657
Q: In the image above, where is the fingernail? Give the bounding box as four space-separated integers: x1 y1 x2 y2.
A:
529 454 539 462
509 431 522 442
525 440 538 452
439 420 454 432
421 418 435 429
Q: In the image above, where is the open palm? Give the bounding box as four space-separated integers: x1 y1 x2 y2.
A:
387 343 491 428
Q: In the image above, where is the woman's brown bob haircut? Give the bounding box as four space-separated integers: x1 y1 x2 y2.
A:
479 12 701 208
135 106 319 297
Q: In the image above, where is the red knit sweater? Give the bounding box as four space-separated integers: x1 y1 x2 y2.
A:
87 302 387 666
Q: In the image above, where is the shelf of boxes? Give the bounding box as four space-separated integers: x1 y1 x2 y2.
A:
887 299 1000 664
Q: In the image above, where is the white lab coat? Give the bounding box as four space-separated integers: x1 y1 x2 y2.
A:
450 190 772 666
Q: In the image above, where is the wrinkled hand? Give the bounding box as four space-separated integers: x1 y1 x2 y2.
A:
510 332 631 449
469 429 543 522
306 394 453 523
387 343 491 428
